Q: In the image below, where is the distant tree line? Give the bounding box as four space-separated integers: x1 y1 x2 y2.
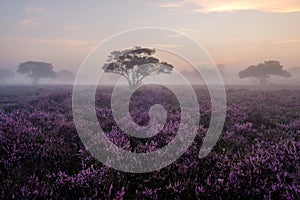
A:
0 56 295 86
0 61 75 85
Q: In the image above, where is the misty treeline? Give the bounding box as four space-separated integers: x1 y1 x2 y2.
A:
0 55 299 85
181 60 295 85
101 47 297 86
0 61 75 85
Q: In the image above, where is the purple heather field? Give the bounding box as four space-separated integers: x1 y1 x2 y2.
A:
0 85 299 199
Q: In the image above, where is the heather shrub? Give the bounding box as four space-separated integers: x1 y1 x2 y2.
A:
0 86 299 199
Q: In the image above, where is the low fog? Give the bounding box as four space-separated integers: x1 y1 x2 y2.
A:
1 61 300 86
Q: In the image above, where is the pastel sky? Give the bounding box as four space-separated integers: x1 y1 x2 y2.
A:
1 0 300 71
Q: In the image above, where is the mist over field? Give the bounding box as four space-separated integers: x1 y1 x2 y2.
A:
1 64 300 86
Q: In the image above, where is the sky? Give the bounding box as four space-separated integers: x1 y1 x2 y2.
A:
1 0 300 73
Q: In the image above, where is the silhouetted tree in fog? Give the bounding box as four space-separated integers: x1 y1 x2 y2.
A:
102 46 174 89
239 60 291 85
0 68 14 84
17 61 57 84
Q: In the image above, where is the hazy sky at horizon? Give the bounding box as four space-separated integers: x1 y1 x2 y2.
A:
1 0 300 72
